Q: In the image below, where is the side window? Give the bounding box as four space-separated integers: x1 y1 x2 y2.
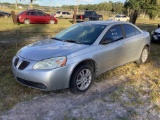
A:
62 12 66 15
30 11 37 16
123 24 136 38
135 28 141 34
102 25 123 43
92 12 96 15
37 11 45 16
26 12 29 15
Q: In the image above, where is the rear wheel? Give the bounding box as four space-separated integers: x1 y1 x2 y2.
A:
99 17 103 21
4 15 8 18
136 46 149 65
50 20 55 24
24 19 30 24
84 18 89 21
69 65 94 94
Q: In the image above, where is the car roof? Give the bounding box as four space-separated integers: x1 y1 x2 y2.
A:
80 21 132 26
25 9 43 12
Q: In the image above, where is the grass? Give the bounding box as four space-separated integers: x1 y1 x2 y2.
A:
0 10 160 115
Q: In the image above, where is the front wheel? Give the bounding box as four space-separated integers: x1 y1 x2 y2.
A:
69 65 94 94
24 19 30 24
50 20 55 24
136 46 149 65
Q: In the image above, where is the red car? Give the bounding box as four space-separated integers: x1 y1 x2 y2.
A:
17 9 58 24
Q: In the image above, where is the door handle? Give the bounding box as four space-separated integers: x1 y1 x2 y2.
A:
122 43 126 47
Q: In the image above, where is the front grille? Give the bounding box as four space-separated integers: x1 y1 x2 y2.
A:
14 57 19 67
18 61 30 70
14 57 30 70
17 77 47 89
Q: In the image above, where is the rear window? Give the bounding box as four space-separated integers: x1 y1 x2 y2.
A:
123 24 136 38
56 11 61 14
85 11 92 15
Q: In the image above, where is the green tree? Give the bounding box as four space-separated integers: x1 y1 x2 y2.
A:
112 2 124 14
124 0 159 24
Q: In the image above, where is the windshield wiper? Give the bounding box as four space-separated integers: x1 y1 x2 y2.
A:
63 39 82 44
51 37 62 41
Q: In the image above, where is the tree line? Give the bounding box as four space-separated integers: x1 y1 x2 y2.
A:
62 0 160 24
1 0 160 24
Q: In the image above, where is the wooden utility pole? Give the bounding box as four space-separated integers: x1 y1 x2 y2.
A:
15 0 18 9
30 0 33 9
73 6 77 24
11 11 17 25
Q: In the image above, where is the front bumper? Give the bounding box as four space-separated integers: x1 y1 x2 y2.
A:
12 56 75 91
151 32 160 42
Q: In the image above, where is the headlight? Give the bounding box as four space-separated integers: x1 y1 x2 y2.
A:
33 57 67 69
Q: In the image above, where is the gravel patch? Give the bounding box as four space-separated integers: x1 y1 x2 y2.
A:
0 75 160 120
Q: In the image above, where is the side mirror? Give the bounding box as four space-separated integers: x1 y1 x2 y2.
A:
100 39 112 44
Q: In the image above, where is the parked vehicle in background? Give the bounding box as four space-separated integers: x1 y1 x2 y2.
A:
12 21 150 93
114 14 130 22
69 10 103 23
54 11 73 19
151 24 160 42
0 10 11 18
17 9 58 24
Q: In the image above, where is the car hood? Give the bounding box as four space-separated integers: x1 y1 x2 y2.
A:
18 39 89 61
155 28 160 33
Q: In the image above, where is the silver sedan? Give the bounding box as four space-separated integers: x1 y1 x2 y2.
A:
12 21 150 93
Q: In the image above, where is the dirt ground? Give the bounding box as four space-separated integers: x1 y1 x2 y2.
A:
0 74 160 120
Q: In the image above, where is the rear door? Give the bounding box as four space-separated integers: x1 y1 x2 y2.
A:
98 25 127 73
37 11 47 23
66 12 72 19
122 24 142 62
62 12 67 18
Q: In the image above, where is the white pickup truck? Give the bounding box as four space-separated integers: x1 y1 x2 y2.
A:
114 14 130 22
54 11 73 19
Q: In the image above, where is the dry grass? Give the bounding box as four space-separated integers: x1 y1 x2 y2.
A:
0 9 160 115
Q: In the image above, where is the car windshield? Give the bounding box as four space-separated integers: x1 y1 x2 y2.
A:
53 24 107 45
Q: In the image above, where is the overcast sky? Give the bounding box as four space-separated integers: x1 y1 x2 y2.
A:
1 0 126 6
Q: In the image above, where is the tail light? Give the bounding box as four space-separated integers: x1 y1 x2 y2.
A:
80 15 83 19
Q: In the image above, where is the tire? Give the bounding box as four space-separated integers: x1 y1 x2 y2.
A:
4 15 8 18
50 20 55 24
136 46 149 65
24 19 30 24
69 65 94 94
99 17 103 21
